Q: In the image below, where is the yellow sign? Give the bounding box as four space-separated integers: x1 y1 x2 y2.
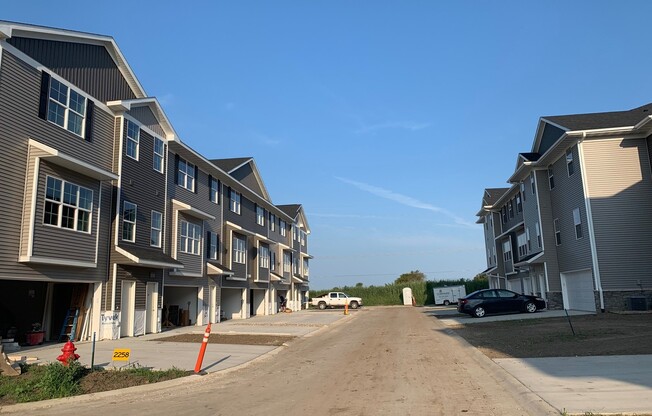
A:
112 348 131 361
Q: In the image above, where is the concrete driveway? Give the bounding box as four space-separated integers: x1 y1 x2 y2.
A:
427 305 594 326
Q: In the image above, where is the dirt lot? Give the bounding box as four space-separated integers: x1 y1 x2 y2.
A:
448 312 652 359
153 333 295 346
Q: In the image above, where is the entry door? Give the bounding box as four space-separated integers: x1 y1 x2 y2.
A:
209 286 217 324
145 282 158 334
120 281 136 337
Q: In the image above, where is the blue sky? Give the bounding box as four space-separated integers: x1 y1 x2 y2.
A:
5 1 652 289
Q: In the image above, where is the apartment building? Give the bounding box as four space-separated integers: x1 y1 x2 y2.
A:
0 21 312 344
478 104 652 312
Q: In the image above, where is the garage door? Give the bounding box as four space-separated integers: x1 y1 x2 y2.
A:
561 270 596 312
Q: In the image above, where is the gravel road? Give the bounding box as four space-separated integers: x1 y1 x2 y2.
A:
3 307 556 416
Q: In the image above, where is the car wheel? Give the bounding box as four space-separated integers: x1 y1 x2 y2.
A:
443 300 450 306
350 301 359 309
525 301 537 313
318 302 327 310
473 306 486 318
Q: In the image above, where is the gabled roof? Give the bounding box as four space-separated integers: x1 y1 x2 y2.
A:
277 204 301 218
0 20 146 99
519 152 540 162
542 103 652 131
484 188 510 207
107 98 178 140
210 157 252 173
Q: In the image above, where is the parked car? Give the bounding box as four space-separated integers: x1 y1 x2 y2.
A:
310 292 363 310
457 289 546 318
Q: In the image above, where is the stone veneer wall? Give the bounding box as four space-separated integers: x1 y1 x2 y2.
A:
546 292 563 310
602 290 652 311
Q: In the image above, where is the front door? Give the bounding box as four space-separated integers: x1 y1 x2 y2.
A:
145 282 158 334
120 281 135 337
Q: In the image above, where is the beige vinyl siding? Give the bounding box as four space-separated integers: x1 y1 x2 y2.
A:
583 138 652 290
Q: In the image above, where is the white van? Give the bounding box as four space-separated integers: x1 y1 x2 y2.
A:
433 285 467 306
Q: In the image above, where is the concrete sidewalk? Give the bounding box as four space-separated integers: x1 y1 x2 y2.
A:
15 309 353 373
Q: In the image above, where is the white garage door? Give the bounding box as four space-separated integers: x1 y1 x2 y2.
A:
561 270 596 312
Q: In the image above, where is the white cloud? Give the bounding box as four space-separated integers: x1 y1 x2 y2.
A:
354 121 431 134
335 176 475 227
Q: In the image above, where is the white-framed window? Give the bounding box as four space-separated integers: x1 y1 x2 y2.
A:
300 230 306 246
293 256 299 274
502 240 512 262
566 149 575 176
153 137 164 173
125 120 139 160
530 173 536 195
492 246 496 264
270 213 276 232
535 222 542 248
43 176 93 233
48 77 86 137
548 167 555 190
122 201 137 242
283 252 291 273
280 220 287 237
554 218 561 246
256 206 265 226
303 258 309 276
209 232 218 260
293 225 298 241
230 190 241 214
516 195 522 213
526 227 531 251
177 158 195 191
487 248 492 264
508 201 514 218
232 234 246 264
150 211 162 247
259 245 270 268
520 183 526 202
210 178 219 204
573 208 583 239
180 220 201 255
517 232 527 257
271 251 276 271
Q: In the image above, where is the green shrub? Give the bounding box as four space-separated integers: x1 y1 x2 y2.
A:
35 361 87 399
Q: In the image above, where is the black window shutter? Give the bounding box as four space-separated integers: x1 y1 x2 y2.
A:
174 155 179 185
84 100 94 142
194 165 199 193
217 180 221 204
38 71 51 120
206 231 211 258
208 175 213 201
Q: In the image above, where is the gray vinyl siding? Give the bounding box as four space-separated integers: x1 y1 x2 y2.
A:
175 212 203 275
31 161 99 262
521 181 543 257
538 123 566 155
115 266 163 310
258 242 270 281
499 192 524 233
230 232 248 278
7 37 137 101
0 49 112 282
224 188 257 231
482 215 496 268
583 138 652 290
547 146 593 275
230 163 266 198
127 107 165 137
118 125 167 249
534 169 561 292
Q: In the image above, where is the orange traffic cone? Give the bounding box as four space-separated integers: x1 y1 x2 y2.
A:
194 323 212 373
344 302 349 315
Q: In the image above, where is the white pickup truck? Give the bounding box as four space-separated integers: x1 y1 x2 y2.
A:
311 292 363 310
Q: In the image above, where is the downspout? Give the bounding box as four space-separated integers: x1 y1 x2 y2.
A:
577 132 605 312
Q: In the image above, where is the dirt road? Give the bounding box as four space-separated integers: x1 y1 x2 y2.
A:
3 307 556 416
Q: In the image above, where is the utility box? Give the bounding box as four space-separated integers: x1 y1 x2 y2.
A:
628 296 648 311
402 287 413 306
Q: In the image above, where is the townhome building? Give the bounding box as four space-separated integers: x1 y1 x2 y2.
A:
478 104 652 312
0 21 312 344
277 204 311 311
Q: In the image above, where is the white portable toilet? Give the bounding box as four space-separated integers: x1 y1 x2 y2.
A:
402 287 413 306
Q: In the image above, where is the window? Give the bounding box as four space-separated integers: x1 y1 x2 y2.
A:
492 246 496 264
177 158 195 191
48 77 87 136
259 245 270 268
151 211 162 247
208 232 218 260
487 248 492 264
526 227 531 251
125 120 139 160
554 218 561 245
548 167 555 190
303 258 309 276
503 240 512 262
300 230 306 246
566 149 575 176
293 225 298 241
517 232 527 257
271 251 276 271
232 234 246 264
256 206 265 226
530 173 536 195
516 195 522 213
210 178 219 204
293 256 299 275
501 206 507 224
535 222 542 248
153 137 164 173
43 176 93 233
508 201 514 218
180 220 201 255
269 213 276 231
283 252 291 273
280 220 287 237
230 190 241 214
573 208 583 239
520 183 526 202
122 201 137 242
